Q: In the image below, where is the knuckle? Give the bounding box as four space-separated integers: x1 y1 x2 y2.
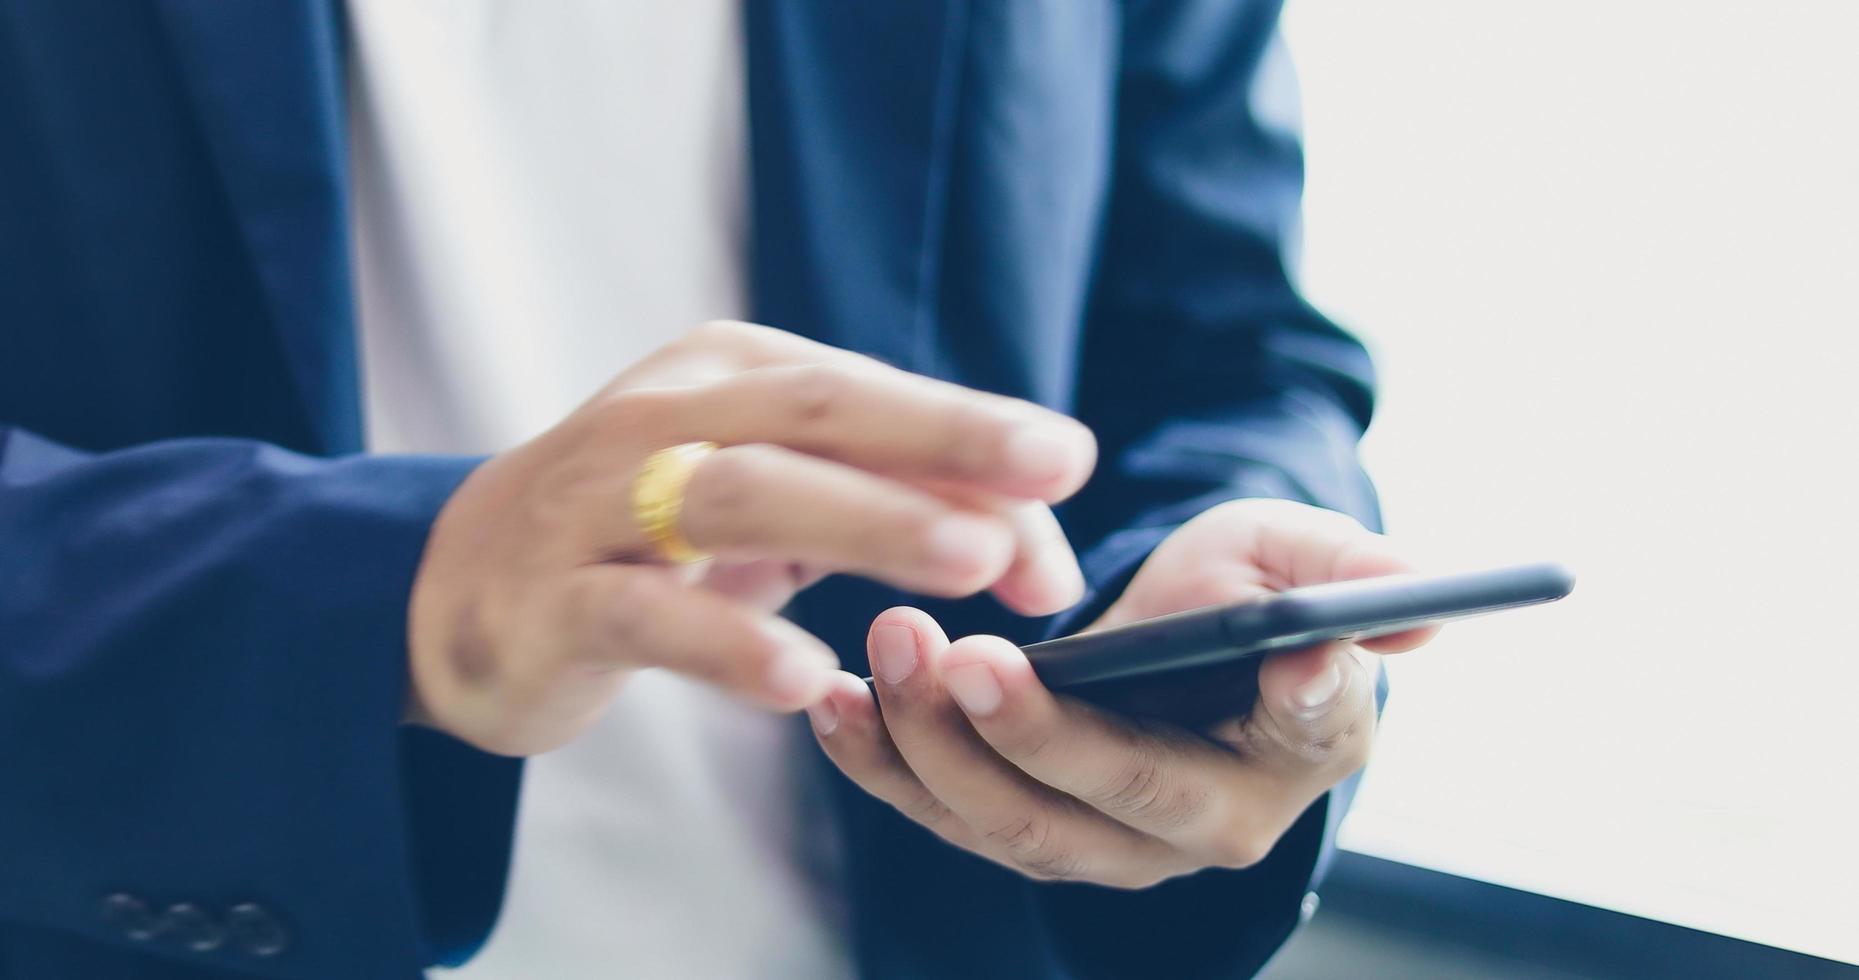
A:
684 445 778 528
1094 749 1164 813
1019 851 1085 882
988 717 1056 763
1319 717 1374 772
1216 713 1275 762
1277 694 1376 770
987 813 1047 854
782 363 856 427
944 403 1008 475
986 813 1081 881
897 789 956 830
1091 747 1211 832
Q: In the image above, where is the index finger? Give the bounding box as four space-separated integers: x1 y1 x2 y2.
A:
662 361 1098 504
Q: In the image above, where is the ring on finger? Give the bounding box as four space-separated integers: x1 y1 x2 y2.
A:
633 440 718 563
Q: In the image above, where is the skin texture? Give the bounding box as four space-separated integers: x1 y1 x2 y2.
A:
405 321 1096 756
809 498 1440 889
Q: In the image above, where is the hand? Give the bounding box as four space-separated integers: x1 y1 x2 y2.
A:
807 499 1436 888
407 321 1097 756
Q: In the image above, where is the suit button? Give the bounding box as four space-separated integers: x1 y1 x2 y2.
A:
100 893 161 942
163 903 225 952
1299 891 1322 924
226 903 288 957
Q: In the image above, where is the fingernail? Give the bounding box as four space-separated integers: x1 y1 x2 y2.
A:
871 623 919 685
1291 662 1344 714
806 696 840 736
927 514 1000 570
1007 425 1084 484
944 662 1003 717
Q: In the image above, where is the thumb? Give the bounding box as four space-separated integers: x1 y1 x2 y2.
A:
1234 641 1380 775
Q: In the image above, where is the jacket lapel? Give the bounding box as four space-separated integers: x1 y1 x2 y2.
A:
154 0 362 453
152 0 985 971
152 0 969 449
745 0 970 375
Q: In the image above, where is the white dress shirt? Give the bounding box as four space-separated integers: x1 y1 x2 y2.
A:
344 2 852 976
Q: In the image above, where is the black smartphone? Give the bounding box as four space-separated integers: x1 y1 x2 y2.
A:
1028 561 1576 690
863 562 1574 723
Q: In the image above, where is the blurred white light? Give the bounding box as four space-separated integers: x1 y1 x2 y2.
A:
1284 0 1859 965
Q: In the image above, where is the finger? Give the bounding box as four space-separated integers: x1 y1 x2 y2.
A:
1324 537 1439 652
869 608 1183 887
1358 624 1436 654
617 320 884 388
806 671 988 854
680 319 890 373
1246 502 1439 652
1211 641 1379 790
918 481 1085 616
571 565 839 711
1087 553 1275 633
694 558 820 613
666 361 1098 503
987 499 1087 615
679 444 1016 597
936 634 1294 866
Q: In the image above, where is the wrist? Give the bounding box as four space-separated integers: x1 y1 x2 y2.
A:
402 454 503 734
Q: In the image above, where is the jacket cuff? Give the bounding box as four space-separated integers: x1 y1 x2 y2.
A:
400 727 522 967
0 438 518 976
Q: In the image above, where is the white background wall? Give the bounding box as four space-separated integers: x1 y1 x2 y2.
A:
1282 1 1859 964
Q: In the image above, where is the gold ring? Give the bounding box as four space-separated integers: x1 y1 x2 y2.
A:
632 441 717 563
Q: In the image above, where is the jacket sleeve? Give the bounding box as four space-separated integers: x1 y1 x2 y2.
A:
0 427 519 978
1028 2 1383 976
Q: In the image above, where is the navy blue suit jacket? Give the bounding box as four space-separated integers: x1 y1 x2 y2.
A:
0 2 1384 977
